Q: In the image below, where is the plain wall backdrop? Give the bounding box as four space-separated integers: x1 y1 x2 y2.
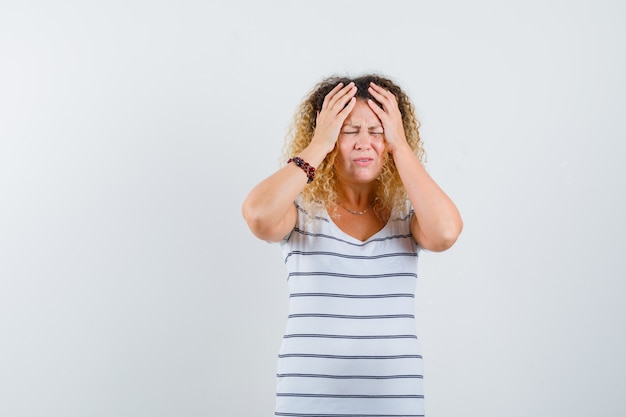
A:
1 1 625 416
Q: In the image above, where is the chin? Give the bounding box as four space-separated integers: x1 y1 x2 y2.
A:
353 174 380 184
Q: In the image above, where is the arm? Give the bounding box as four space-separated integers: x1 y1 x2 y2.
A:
242 82 357 242
367 83 463 252
391 145 463 251
241 142 328 242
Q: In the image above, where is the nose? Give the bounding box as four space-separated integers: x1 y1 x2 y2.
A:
354 131 371 150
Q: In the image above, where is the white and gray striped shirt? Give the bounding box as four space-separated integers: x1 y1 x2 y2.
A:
276 201 424 417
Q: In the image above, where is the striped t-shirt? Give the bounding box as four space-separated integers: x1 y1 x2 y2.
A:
276 201 424 417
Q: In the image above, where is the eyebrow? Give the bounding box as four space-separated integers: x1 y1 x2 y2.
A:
341 123 384 130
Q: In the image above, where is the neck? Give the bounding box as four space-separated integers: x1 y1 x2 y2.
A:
336 183 377 211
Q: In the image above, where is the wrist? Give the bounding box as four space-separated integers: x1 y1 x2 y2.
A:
287 156 315 183
387 140 412 156
300 142 332 167
309 132 337 156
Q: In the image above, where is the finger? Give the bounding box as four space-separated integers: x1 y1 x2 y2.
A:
367 98 386 119
324 83 344 104
322 83 346 109
368 82 392 98
327 82 356 112
368 86 390 104
321 82 345 110
337 96 357 119
368 83 396 109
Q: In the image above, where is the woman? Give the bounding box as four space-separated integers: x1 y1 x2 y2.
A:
242 74 462 416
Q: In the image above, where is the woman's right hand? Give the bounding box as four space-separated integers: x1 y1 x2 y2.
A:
310 82 357 154
242 81 356 242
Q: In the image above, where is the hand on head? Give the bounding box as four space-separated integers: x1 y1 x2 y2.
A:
311 81 407 156
310 82 357 154
366 82 408 154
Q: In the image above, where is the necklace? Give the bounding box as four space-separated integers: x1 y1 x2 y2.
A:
339 200 375 215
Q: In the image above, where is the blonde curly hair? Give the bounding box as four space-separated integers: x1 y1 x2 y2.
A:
282 74 425 216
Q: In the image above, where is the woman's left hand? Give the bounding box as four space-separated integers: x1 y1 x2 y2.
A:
367 82 408 154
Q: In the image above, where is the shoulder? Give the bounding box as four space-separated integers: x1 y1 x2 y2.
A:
388 200 413 224
295 197 329 223
282 197 329 242
388 200 419 249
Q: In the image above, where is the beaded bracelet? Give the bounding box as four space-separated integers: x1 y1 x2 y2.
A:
287 156 316 183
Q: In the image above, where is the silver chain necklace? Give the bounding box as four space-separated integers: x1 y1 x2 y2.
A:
340 200 375 215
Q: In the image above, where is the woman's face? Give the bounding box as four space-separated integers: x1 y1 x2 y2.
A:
334 99 387 186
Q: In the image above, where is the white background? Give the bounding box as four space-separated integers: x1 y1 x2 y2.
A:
1 1 625 416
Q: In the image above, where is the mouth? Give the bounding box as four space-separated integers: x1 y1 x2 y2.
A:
354 157 374 166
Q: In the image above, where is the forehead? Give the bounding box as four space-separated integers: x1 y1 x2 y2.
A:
343 100 382 126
